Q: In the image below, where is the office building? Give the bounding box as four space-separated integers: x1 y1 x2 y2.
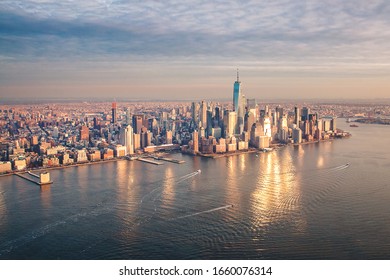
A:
226 111 237 138
302 107 310 121
133 133 141 151
233 70 245 134
120 125 134 155
331 118 337 132
111 102 117 124
292 128 302 144
132 115 144 134
294 106 300 125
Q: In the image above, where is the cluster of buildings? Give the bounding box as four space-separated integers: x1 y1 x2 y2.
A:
0 73 358 174
184 71 341 155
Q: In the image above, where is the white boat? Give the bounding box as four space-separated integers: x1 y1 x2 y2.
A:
197 169 201 173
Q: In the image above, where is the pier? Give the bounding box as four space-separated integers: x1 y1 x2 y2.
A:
137 158 164 165
27 171 40 178
155 157 185 164
15 171 53 186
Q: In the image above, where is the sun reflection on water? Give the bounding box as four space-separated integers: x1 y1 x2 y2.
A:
250 148 305 231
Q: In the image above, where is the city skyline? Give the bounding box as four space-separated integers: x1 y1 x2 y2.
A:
1 1 390 100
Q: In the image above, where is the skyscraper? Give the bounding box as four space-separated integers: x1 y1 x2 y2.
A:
111 102 117 124
294 106 300 125
132 114 144 134
120 125 134 155
331 117 337 132
200 100 207 129
126 107 132 125
275 106 283 122
244 110 255 133
227 111 237 138
233 69 241 113
292 127 302 144
301 107 310 121
191 102 198 124
192 130 199 154
215 107 221 123
233 69 245 134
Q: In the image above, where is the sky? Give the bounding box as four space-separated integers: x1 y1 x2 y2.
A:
0 0 390 101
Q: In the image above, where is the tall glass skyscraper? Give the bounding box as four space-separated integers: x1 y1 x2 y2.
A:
233 69 245 134
233 70 241 113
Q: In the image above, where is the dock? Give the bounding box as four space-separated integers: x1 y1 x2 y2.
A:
15 171 53 186
27 171 40 178
137 158 164 165
155 157 185 164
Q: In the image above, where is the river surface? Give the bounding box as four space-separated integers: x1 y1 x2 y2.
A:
1 121 390 259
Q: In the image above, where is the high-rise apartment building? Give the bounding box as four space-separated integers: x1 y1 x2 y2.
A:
200 100 207 129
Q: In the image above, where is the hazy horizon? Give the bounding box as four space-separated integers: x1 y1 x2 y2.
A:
1 1 389 100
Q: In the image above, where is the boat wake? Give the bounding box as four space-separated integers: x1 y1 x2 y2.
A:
172 205 233 221
175 170 201 184
329 163 350 171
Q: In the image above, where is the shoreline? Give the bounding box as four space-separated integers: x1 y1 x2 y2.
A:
195 149 258 159
0 157 126 178
0 136 349 177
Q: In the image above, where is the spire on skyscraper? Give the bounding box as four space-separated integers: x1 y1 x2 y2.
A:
237 68 239 82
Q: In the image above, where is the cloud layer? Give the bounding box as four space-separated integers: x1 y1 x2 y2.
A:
1 1 390 99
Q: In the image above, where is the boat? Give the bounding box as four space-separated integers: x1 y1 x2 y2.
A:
197 169 201 173
349 124 358 127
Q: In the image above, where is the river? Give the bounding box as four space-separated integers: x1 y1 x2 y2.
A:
1 121 390 259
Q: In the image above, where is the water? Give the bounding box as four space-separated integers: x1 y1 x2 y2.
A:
1 121 390 259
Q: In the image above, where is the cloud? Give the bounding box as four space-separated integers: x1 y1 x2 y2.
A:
1 1 389 59
0 1 390 99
